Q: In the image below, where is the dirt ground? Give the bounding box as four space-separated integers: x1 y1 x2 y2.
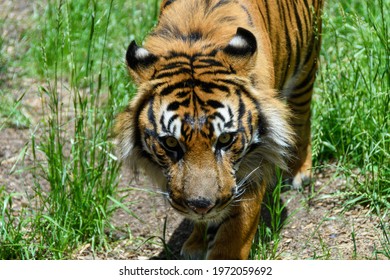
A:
0 0 387 260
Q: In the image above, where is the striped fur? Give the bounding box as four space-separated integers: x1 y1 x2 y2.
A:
115 0 323 259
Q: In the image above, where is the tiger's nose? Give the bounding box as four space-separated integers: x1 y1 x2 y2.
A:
186 198 214 215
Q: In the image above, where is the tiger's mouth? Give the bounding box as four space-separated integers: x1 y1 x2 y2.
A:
166 193 234 222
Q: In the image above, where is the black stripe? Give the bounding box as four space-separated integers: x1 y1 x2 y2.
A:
238 94 246 119
196 69 232 76
247 110 253 137
302 0 312 27
159 81 189 96
293 3 303 74
162 0 175 9
304 39 317 67
167 114 179 132
204 0 212 11
293 2 304 43
132 93 154 161
231 137 246 155
198 80 230 94
154 67 192 79
167 101 182 111
220 15 238 24
210 111 226 122
293 64 317 92
196 58 223 67
263 1 272 32
161 61 190 70
147 96 156 130
175 90 191 98
207 0 231 15
301 1 312 61
223 81 267 137
288 96 312 107
240 4 254 27
207 99 224 109
165 51 192 60
290 84 314 100
290 106 311 115
281 3 292 86
225 119 233 128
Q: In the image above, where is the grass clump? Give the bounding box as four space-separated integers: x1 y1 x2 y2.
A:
0 0 160 259
0 92 30 130
312 0 389 214
250 172 290 260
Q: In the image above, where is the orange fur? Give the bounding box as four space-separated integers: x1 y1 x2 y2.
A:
115 0 323 259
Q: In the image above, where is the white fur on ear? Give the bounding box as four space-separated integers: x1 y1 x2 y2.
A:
228 35 249 49
224 27 257 56
126 40 158 71
126 41 158 82
135 47 151 60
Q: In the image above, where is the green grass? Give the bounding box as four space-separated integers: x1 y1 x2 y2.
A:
0 0 159 259
250 171 292 260
0 0 388 259
0 92 30 130
312 0 389 258
0 16 6 74
0 15 30 129
313 0 389 210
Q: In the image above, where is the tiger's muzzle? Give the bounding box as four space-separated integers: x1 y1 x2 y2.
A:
168 192 235 221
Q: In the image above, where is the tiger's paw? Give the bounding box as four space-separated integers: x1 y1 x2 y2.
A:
291 167 311 190
180 224 207 259
181 238 206 260
290 144 312 190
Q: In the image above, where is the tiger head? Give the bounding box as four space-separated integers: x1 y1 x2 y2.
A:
115 28 294 223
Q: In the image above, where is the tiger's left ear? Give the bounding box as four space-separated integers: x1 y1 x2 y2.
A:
126 41 158 84
221 27 257 72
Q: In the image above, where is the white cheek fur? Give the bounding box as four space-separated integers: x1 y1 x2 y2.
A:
160 105 182 139
211 105 235 137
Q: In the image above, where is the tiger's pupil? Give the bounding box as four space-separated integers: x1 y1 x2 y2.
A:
166 137 178 148
218 133 231 145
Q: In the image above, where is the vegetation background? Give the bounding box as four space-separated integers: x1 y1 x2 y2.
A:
0 0 388 259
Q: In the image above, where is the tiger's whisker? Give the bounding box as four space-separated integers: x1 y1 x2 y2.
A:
234 167 260 198
122 186 169 197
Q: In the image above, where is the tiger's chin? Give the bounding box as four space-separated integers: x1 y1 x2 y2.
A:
186 211 230 224
167 197 233 223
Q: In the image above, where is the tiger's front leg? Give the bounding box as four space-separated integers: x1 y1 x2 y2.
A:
288 101 313 190
207 188 263 260
182 186 264 260
181 223 208 259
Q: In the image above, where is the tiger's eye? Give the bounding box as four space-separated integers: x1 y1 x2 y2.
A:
165 136 179 148
218 133 232 145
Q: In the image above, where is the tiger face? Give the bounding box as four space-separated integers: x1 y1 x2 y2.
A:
116 0 322 259
116 28 291 223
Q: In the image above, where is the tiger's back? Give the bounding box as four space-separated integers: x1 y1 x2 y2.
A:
153 0 322 92
116 0 323 259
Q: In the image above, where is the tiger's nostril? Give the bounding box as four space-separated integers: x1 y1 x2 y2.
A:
186 198 214 215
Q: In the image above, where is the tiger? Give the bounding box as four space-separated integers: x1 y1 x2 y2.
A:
115 0 323 259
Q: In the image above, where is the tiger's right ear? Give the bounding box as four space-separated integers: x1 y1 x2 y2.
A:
221 27 257 73
126 41 158 83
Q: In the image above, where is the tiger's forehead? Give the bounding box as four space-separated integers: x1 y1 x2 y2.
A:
139 47 265 147
153 50 230 81
146 51 238 140
157 97 236 142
